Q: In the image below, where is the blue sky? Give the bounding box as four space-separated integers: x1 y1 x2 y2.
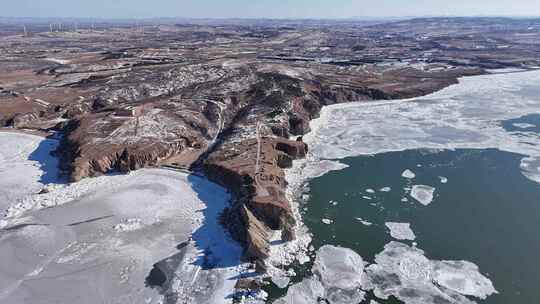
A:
4 0 540 19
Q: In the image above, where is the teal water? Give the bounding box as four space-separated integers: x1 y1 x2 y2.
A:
267 148 540 303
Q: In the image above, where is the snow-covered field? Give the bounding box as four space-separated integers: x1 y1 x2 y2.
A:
0 132 245 304
0 133 60 213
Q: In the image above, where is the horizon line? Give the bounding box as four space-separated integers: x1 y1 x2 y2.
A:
1 14 540 21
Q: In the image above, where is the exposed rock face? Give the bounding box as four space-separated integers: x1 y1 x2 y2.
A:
57 96 222 181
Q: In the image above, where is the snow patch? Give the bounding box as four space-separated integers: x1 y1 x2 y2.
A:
113 218 144 232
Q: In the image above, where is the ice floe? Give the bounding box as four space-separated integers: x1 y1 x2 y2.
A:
355 217 373 226
411 185 436 206
379 187 392 192
322 218 334 225
439 176 449 184
273 278 325 304
432 260 497 299
312 245 365 291
271 275 291 289
299 159 349 179
366 188 376 193
385 222 416 240
402 169 416 179
276 245 366 304
364 242 497 304
276 243 496 304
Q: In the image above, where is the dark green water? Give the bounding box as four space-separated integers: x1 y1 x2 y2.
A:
268 148 540 303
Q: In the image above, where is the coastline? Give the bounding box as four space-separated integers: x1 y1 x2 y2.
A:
264 68 540 302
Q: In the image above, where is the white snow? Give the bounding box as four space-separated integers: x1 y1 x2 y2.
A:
402 169 416 179
439 176 449 184
113 218 143 232
366 188 376 193
385 222 416 240
45 58 72 64
0 132 61 215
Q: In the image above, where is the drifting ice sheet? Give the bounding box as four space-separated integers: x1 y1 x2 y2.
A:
364 242 497 304
385 222 416 240
402 169 416 179
411 185 436 206
276 245 366 304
